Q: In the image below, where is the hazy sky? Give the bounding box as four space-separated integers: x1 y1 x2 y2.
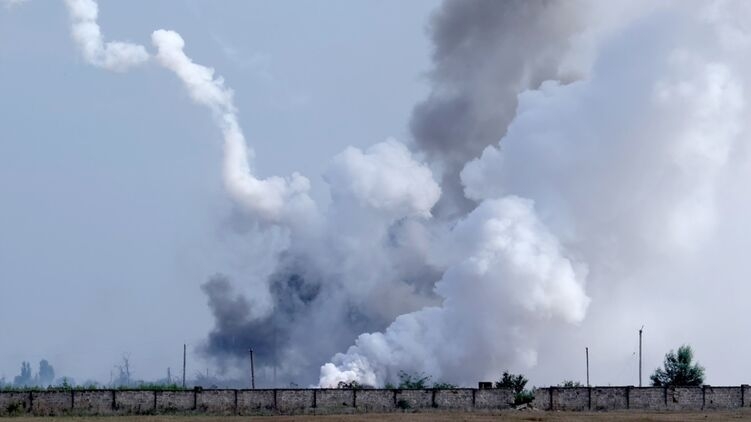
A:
4 0 751 390
0 0 438 383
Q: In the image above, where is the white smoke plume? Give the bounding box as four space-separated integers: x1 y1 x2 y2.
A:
325 140 440 219
320 196 589 387
50 0 751 387
61 0 315 226
150 30 315 225
63 0 148 71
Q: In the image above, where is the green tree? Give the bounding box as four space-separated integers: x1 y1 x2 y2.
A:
650 345 705 387
397 370 431 389
559 380 583 387
13 362 32 387
432 382 458 389
496 371 534 405
495 371 527 393
37 360 55 386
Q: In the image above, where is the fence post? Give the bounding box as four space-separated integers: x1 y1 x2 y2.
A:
625 386 630 409
549 387 554 411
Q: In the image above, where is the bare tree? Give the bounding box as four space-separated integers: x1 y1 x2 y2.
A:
114 354 132 387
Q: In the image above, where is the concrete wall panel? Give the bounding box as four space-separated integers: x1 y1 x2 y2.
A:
355 389 394 412
474 388 513 409
629 387 666 410
591 387 627 411
666 387 703 410
0 392 31 416
197 390 235 414
31 391 72 416
434 389 473 409
316 389 354 412
237 390 275 415
395 389 432 409
277 389 314 414
73 390 114 415
155 390 194 413
114 390 155 414
552 387 589 411
704 386 741 409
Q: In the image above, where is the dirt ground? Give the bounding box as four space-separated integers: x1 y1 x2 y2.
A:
8 410 751 422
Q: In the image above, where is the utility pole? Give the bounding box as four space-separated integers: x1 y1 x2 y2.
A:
639 326 643 387
273 314 278 388
249 349 255 389
182 344 187 389
586 347 590 387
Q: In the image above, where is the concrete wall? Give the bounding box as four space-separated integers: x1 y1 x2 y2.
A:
704 386 741 410
1 386 749 416
316 389 355 413
474 388 514 409
0 392 30 416
591 387 628 411
434 389 473 409
72 390 114 415
354 389 394 412
114 390 154 414
629 387 666 410
534 385 751 412
276 389 314 414
395 389 433 409
30 391 72 416
237 390 274 415
197 390 234 415
551 387 589 411
156 390 194 413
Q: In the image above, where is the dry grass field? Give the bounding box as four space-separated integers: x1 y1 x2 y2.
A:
7 410 751 422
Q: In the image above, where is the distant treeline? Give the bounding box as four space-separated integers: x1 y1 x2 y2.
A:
1 357 251 390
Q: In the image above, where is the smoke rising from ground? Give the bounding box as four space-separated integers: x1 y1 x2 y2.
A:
319 0 751 387
320 196 590 387
34 0 751 387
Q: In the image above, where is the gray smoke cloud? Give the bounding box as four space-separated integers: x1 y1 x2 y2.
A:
409 0 589 216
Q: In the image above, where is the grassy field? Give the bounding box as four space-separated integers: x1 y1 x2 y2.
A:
7 410 751 421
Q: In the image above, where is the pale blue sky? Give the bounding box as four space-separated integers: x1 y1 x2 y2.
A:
0 0 439 383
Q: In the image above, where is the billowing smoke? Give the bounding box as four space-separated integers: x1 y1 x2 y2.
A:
321 196 589 387
49 0 751 387
318 0 751 387
64 0 148 71
409 0 589 216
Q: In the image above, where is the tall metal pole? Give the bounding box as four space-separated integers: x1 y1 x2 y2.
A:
182 344 187 389
273 314 277 388
586 347 590 387
639 326 643 387
249 349 255 389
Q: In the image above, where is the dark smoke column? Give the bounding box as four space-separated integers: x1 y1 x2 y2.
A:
410 0 586 216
